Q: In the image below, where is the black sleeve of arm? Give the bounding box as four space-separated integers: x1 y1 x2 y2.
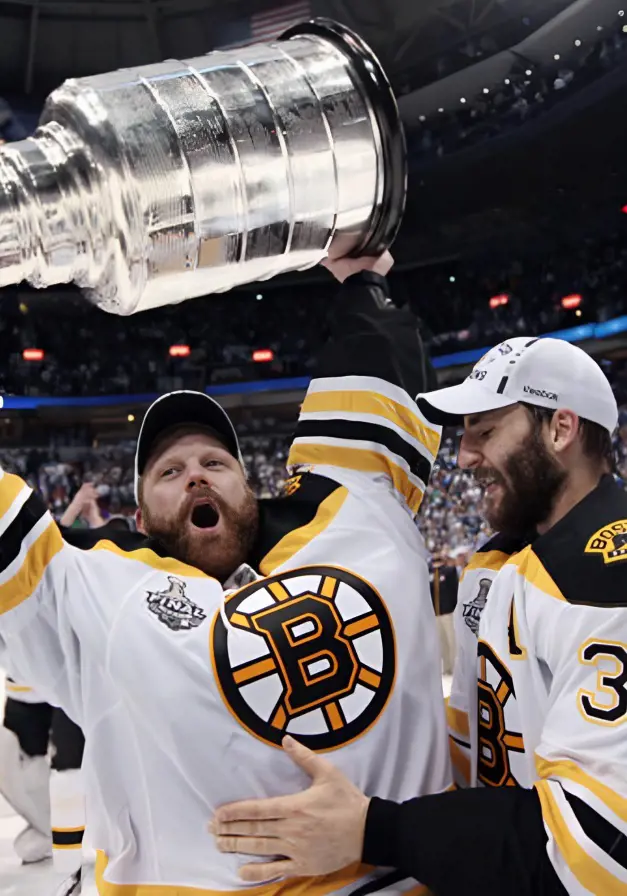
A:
363 787 567 896
317 271 437 397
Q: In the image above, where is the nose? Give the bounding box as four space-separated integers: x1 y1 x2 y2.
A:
184 461 212 491
457 433 482 471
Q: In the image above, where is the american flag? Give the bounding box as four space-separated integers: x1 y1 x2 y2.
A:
217 1 311 49
250 1 311 43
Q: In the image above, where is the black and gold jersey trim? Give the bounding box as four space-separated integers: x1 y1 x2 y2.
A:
564 790 627 870
52 827 85 848
294 418 432 485
251 473 343 573
0 491 47 574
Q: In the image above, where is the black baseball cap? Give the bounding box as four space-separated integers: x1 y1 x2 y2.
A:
134 391 242 502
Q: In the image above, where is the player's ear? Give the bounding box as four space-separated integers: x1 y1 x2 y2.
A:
550 409 579 455
135 507 146 534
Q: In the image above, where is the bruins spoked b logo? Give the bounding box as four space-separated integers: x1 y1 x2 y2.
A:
211 566 395 750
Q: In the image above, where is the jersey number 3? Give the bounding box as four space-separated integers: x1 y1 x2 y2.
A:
578 639 627 727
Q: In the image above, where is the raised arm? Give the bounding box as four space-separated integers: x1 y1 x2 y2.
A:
286 254 441 518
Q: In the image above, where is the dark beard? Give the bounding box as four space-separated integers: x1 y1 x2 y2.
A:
142 485 259 583
477 426 567 537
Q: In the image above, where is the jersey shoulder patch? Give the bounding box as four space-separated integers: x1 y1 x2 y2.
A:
532 475 627 606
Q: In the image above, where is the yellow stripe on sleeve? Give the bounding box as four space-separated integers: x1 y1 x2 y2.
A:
301 390 441 459
536 755 627 824
535 780 626 895
287 444 424 514
0 472 28 517
0 520 63 614
5 682 34 693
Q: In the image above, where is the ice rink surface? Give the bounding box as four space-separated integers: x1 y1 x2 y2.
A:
0 669 99 896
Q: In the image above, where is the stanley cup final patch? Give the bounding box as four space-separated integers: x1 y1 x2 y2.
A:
145 576 207 631
463 577 492 636
210 566 396 751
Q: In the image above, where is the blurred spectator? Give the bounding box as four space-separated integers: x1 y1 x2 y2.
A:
2 389 627 583
405 18 627 161
2 227 627 397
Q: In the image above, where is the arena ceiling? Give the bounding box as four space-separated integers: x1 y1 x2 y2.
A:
0 0 553 97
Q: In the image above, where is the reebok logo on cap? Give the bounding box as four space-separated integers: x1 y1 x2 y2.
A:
522 386 558 401
416 335 618 434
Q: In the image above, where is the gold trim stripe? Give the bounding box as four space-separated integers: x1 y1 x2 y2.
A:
95 851 375 896
535 780 626 895
91 540 211 579
301 389 441 459
0 521 63 615
446 702 470 738
536 755 627 823
287 444 424 514
460 550 511 581
259 487 348 576
507 547 566 602
0 472 27 518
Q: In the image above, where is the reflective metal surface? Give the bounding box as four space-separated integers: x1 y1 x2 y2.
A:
0 19 405 315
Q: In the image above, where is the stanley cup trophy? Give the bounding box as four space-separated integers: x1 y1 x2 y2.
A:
0 19 406 315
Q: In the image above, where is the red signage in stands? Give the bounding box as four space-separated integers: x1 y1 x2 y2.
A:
169 344 191 357
23 348 44 361
561 294 582 310
489 294 509 310
252 349 274 362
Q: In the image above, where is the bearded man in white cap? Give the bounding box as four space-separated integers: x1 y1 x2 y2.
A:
212 336 626 896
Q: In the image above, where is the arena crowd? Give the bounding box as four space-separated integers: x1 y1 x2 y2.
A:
3 400 627 577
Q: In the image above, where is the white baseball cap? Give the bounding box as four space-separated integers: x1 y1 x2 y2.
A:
417 337 618 434
134 390 244 503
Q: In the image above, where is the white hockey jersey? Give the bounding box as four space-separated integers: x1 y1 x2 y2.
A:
3 674 46 704
0 372 449 896
448 474 627 895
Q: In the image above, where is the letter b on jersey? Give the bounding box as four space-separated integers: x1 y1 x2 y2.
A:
211 566 396 750
253 597 357 715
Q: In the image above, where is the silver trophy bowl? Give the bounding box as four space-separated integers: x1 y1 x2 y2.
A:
0 19 406 315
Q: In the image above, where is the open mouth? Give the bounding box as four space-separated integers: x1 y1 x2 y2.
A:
190 502 220 530
476 474 500 495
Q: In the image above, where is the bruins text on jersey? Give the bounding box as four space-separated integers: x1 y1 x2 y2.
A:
0 272 451 896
